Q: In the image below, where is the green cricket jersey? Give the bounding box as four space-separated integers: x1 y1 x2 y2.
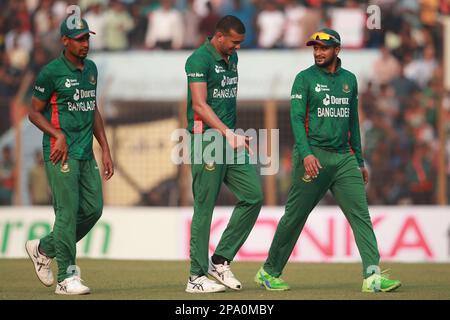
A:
33 51 98 161
185 38 238 133
290 58 364 167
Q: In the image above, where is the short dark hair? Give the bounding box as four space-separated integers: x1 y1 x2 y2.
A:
215 15 246 35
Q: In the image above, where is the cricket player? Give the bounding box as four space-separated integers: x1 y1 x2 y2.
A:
255 29 401 292
26 16 113 295
185 15 263 293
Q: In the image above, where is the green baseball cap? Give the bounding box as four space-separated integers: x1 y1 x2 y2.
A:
60 16 95 39
306 28 341 47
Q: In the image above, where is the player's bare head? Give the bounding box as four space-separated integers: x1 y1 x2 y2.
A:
215 15 245 36
214 15 246 56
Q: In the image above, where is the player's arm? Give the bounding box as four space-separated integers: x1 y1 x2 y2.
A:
29 70 68 165
290 73 321 178
186 55 252 154
348 79 368 183
190 82 229 135
190 83 253 155
93 107 114 180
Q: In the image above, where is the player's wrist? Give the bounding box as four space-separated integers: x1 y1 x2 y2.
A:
101 147 111 155
302 153 314 161
54 131 65 140
224 130 236 140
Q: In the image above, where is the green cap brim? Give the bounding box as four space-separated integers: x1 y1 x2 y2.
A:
71 30 96 39
306 39 337 46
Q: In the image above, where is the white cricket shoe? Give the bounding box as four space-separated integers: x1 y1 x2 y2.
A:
25 239 54 287
185 275 226 293
208 260 242 290
55 276 91 295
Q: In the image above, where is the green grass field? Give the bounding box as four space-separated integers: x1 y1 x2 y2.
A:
1 259 449 300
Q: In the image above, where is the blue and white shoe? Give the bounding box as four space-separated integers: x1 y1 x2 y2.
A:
25 239 54 287
208 259 242 290
186 275 226 293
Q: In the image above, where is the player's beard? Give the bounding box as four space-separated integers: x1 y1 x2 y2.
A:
222 44 234 57
315 55 336 69
78 50 88 59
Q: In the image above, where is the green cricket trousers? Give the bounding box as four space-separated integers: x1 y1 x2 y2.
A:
39 159 103 282
189 135 263 276
264 146 380 278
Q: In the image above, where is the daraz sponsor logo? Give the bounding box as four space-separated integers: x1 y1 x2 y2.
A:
322 94 349 106
73 89 96 102
221 76 238 87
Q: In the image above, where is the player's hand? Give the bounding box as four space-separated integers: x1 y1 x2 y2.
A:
50 132 68 165
102 150 114 180
303 154 322 179
226 132 254 156
360 167 369 185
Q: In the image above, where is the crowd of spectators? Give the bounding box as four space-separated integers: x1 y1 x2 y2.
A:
357 0 446 205
0 146 15 205
0 0 448 205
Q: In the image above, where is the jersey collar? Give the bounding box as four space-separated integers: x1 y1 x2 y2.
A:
314 57 342 75
60 50 83 72
205 37 225 62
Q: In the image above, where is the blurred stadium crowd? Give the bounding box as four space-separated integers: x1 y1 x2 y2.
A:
0 0 449 206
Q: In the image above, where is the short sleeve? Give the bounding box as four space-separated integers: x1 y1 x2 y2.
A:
89 60 98 90
185 54 208 83
33 68 54 102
